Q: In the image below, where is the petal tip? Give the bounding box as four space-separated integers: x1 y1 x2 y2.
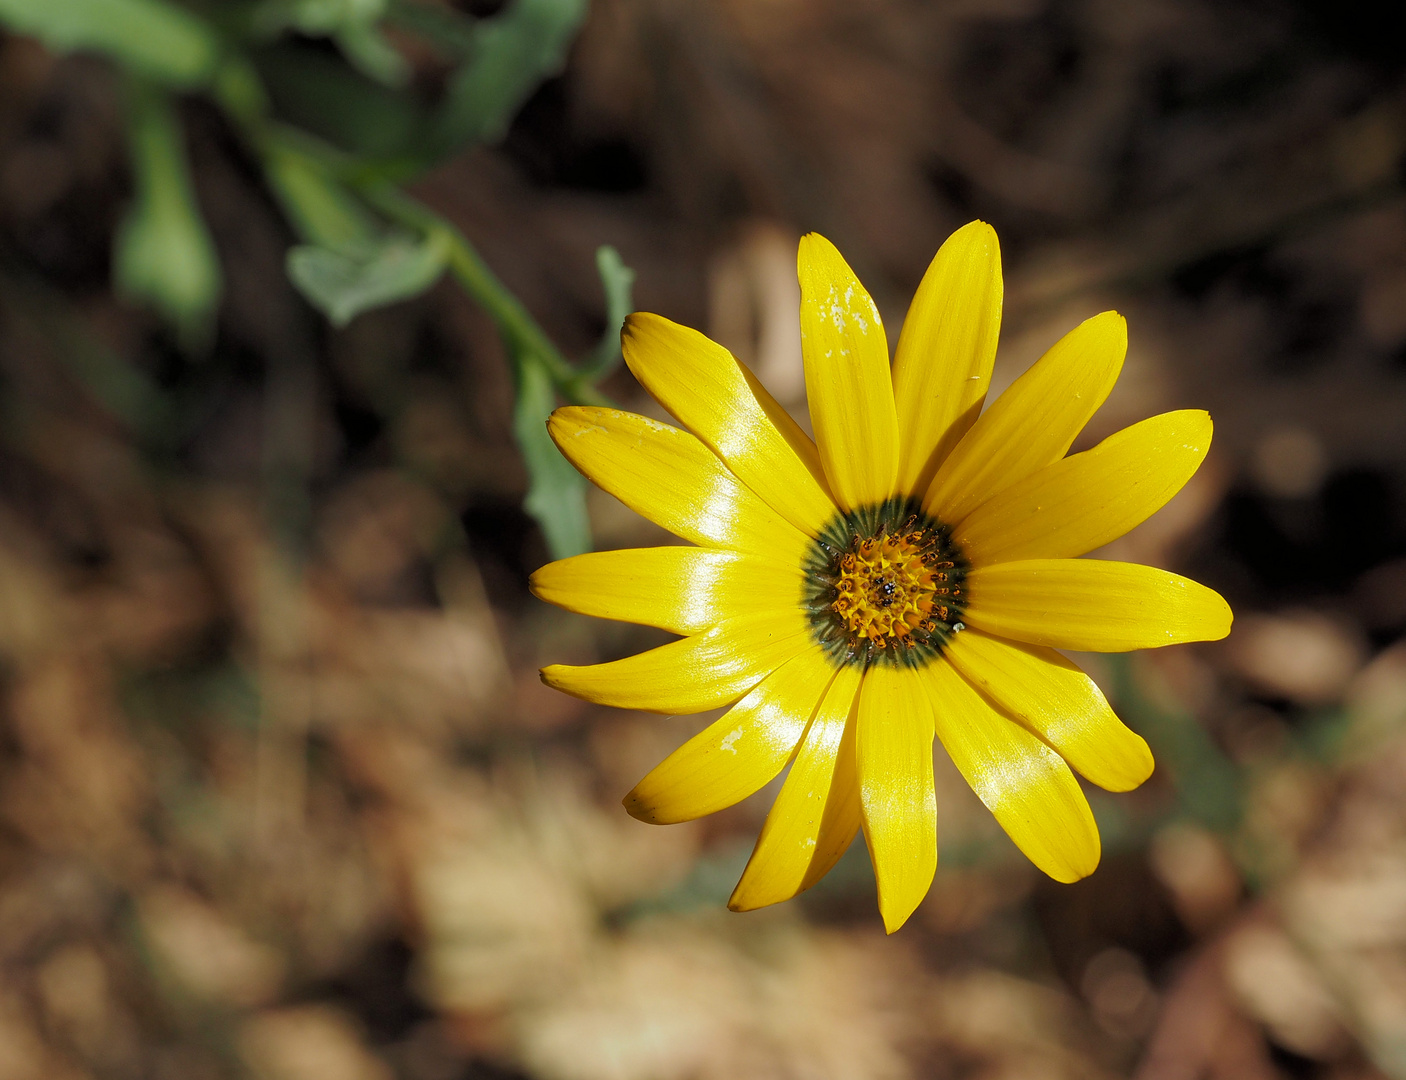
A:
1103 740 1156 793
879 900 918 934
1201 589 1235 641
952 218 999 250
874 871 931 934
726 882 758 912
726 889 761 913
797 232 846 282
621 789 663 824
1048 850 1101 885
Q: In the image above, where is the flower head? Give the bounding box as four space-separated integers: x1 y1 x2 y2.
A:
532 222 1231 932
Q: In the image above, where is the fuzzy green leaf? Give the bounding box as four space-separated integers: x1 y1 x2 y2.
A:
513 355 589 558
0 0 220 87
113 80 222 346
287 232 449 326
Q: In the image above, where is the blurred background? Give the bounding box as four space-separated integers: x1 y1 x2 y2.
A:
1 1 1405 1078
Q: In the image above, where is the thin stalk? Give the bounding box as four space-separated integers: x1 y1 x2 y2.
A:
357 181 612 407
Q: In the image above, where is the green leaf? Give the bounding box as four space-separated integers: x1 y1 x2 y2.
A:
252 0 409 85
113 79 222 346
383 0 478 60
287 232 449 326
580 244 635 378
433 0 588 152
513 354 589 559
254 0 387 36
261 137 379 248
333 22 410 86
253 41 428 161
0 0 221 88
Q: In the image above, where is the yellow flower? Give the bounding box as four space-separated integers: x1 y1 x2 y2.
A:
531 222 1231 933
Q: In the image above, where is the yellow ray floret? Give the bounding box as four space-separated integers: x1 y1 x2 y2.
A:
625 648 838 824
622 313 835 537
797 234 900 510
924 660 1101 884
924 311 1126 524
530 546 804 637
954 409 1213 564
547 406 809 567
856 663 937 934
730 663 863 911
542 611 811 714
963 559 1232 652
891 221 1003 496
942 629 1152 792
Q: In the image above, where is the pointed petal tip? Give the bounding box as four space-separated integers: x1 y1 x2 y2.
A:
726 888 758 913
726 889 770 913
1091 308 1128 342
796 232 849 284
879 898 919 934
618 310 665 368
951 218 999 249
526 564 550 599
621 790 663 824
726 874 795 912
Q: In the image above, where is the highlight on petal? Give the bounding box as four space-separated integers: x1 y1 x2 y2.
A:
924 659 1100 883
625 648 837 825
943 629 1153 792
622 313 836 537
856 663 937 933
924 311 1127 525
955 410 1213 566
729 663 863 910
797 233 900 510
530 547 804 637
541 611 811 714
964 559 1234 652
891 220 1003 497
547 406 808 567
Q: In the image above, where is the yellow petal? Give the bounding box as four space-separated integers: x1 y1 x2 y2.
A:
548 406 808 566
856 663 936 933
924 659 1100 883
541 612 812 714
625 648 837 825
923 311 1127 524
891 221 1003 497
797 234 900 510
943 629 1152 792
729 664 863 910
965 559 1233 652
530 547 803 637
955 410 1213 565
622 313 836 537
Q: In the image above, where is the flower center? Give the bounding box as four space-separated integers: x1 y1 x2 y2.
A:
803 497 968 669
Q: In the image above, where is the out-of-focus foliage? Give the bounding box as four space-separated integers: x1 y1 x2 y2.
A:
0 0 614 558
434 0 588 149
0 0 221 87
113 77 223 345
288 232 450 328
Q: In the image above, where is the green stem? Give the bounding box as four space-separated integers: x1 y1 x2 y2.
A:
356 181 612 407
